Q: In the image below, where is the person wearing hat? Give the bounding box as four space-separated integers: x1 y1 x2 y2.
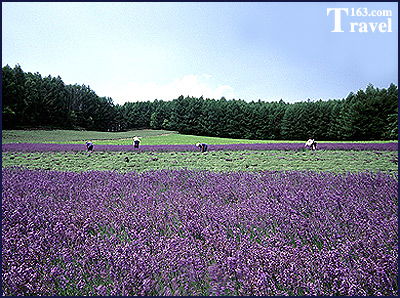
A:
196 143 208 153
133 136 141 148
305 138 317 151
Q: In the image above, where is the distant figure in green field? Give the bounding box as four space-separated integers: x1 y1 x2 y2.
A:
85 140 93 155
196 143 208 153
305 138 317 151
133 136 141 149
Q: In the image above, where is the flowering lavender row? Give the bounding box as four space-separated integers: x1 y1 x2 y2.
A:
2 168 397 296
2 142 398 152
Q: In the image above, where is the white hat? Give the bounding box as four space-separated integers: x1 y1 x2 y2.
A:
196 143 200 147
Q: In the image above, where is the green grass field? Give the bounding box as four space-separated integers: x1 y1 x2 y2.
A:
1 129 176 144
2 129 396 145
3 150 397 173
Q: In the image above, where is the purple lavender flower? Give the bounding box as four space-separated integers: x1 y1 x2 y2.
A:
2 142 398 152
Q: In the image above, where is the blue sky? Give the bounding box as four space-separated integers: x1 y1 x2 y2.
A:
2 2 398 105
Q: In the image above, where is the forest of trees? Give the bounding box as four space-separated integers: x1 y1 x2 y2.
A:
2 64 398 140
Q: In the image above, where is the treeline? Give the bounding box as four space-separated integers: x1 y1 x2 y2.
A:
2 65 118 131
2 64 398 140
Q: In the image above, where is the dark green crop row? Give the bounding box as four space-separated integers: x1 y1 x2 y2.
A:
2 150 397 173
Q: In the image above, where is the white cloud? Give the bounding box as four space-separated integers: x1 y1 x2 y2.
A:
98 74 235 104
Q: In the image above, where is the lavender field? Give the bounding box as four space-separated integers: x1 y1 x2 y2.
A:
2 137 399 296
2 168 398 296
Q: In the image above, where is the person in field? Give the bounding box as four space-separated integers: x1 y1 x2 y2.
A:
133 136 141 149
305 138 317 151
85 140 94 155
196 143 208 153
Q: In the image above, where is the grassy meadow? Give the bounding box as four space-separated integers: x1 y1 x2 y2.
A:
2 129 397 145
2 129 176 144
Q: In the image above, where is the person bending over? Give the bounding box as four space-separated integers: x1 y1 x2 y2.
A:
86 140 94 155
196 143 208 153
133 136 141 149
305 138 317 151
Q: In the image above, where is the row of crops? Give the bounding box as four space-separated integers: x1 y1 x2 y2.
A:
2 142 398 152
